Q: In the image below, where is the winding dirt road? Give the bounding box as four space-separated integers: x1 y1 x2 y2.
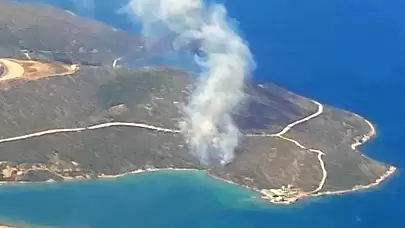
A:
0 98 328 195
0 122 180 144
273 100 324 137
272 101 328 194
0 94 385 200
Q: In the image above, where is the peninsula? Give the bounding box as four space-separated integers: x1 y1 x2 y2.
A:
0 0 396 206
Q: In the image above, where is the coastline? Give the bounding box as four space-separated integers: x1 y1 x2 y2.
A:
313 112 396 198
1 166 396 228
312 166 397 197
0 160 397 206
0 100 397 205
350 113 377 151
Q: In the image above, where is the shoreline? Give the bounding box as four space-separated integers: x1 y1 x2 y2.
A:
312 165 397 197
0 96 396 205
350 113 377 151
0 162 396 205
313 112 396 198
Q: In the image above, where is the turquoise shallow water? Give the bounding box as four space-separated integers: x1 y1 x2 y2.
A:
0 171 259 228
2 0 405 227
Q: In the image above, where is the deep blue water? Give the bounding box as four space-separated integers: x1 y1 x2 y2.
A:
1 0 405 227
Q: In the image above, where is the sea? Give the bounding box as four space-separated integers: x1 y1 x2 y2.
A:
1 0 405 227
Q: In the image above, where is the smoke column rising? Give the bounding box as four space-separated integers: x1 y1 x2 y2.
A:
126 0 255 166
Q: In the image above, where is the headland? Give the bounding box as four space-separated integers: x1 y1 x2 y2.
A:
0 0 396 208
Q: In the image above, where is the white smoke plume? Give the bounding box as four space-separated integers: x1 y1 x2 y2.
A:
126 0 255 166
